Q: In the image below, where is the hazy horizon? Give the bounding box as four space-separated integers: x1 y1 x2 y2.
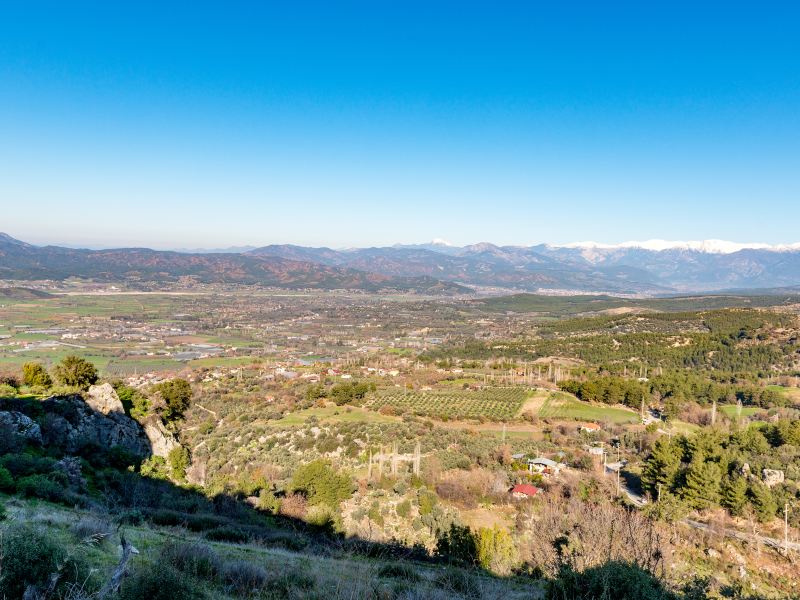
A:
2 3 799 248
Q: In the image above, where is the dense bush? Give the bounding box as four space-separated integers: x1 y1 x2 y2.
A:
0 453 56 478
289 460 353 508
16 473 68 502
22 362 52 388
221 560 269 595
548 561 678 600
119 561 204 600
0 525 91 598
52 355 98 389
204 525 251 543
0 465 14 491
161 542 222 580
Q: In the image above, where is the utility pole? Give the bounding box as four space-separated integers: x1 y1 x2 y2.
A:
785 502 790 553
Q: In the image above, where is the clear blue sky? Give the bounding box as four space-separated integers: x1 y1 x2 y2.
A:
1 1 798 249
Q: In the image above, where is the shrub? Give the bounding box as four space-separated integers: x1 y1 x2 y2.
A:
119 561 204 600
547 561 677 600
52 355 98 390
475 526 519 576
22 362 52 388
0 465 13 492
289 460 353 508
0 525 71 598
205 526 250 543
71 517 113 545
161 542 222 580
152 378 193 422
0 500 6 521
149 508 186 527
168 446 190 482
257 489 281 514
16 474 67 502
221 560 268 595
435 524 477 566
433 569 481 599
0 383 16 397
0 453 56 478
263 566 316 597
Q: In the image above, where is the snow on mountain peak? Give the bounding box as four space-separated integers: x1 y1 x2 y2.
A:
551 239 800 254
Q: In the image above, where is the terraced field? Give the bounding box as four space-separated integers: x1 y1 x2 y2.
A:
367 386 530 420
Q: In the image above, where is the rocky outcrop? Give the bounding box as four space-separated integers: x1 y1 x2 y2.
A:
142 415 180 458
0 410 42 443
762 468 785 488
40 395 150 456
86 383 125 415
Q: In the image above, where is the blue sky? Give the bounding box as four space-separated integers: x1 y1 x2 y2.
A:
1 1 798 249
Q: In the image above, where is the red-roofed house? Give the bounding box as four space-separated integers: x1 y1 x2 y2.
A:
510 484 541 499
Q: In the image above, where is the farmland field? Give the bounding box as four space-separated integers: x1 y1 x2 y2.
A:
718 404 761 418
766 385 800 405
534 391 639 424
366 386 530 420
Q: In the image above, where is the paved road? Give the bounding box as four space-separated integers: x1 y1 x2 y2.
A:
684 519 800 552
604 464 798 551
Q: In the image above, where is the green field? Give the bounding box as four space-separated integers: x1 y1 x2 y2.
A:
272 404 400 426
719 404 761 418
366 387 529 420
535 391 639 424
766 385 800 405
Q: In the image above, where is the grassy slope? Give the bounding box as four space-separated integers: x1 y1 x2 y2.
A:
524 390 639 424
1 497 543 600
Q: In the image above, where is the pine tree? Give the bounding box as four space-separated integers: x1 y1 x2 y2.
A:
682 456 721 509
641 438 681 496
721 475 747 516
748 481 777 523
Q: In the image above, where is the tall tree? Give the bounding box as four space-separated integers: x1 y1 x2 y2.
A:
682 455 721 509
641 438 682 496
721 475 748 516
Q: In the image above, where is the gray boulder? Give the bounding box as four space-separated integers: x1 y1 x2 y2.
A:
0 410 42 443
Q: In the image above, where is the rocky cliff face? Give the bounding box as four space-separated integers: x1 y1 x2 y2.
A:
1 386 182 460
0 410 42 443
39 395 151 456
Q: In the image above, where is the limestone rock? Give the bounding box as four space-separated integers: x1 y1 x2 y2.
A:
0 410 42 443
86 383 125 415
762 468 785 488
40 395 150 456
142 415 179 458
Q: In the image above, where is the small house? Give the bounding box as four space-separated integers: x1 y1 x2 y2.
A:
511 484 541 499
526 457 563 476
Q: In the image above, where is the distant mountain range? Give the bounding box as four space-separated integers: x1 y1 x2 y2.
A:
4 233 800 295
0 233 466 294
